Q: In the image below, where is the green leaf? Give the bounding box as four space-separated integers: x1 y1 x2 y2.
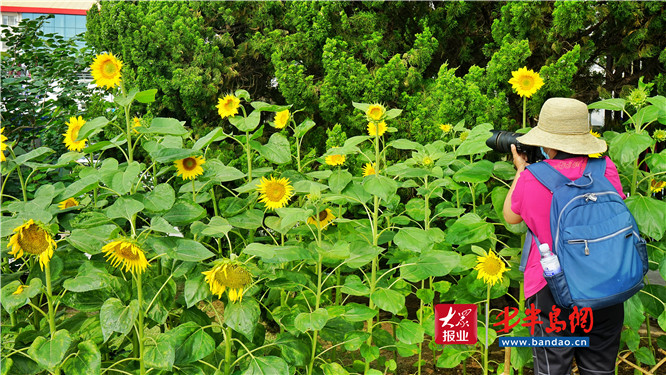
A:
588 99 626 112
396 319 425 344
385 108 402 120
436 345 470 368
135 88 158 103
491 186 527 234
174 327 215 365
294 119 316 138
105 197 144 222
111 161 141 195
389 139 424 151
207 160 245 182
227 209 264 230
229 110 261 132
634 346 656 365
77 116 109 141
401 250 462 282
145 335 175 371
341 275 370 296
67 225 117 255
626 195 666 240
169 238 215 262
142 183 176 212
163 200 207 226
100 298 139 342
153 148 198 163
63 263 115 292
393 227 431 253
28 330 71 371
455 123 493 156
646 151 666 174
328 169 352 193
321 363 350 375
371 288 405 315
363 174 398 201
453 160 494 183
445 213 494 245
184 275 209 308
198 216 232 237
275 207 312 228
608 132 653 166
257 133 291 164
225 298 261 340
115 88 138 106
62 341 101 375
345 243 382 268
243 243 312 263
193 127 227 150
295 308 329 332
342 303 377 322
141 117 188 136
56 174 99 201
1 278 43 314
242 356 289 375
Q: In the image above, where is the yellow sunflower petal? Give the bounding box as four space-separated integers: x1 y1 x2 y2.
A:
508 67 544 98
90 52 123 89
274 110 290 129
174 156 205 180
63 116 87 152
256 176 294 210
217 95 241 119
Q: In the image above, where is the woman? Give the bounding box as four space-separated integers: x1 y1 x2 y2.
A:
503 97 625 375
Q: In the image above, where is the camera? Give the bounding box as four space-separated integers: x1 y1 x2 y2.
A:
485 130 544 163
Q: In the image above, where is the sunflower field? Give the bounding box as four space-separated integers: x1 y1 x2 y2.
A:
2 30 666 375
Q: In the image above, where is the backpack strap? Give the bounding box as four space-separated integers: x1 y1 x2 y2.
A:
526 161 572 193
519 228 543 272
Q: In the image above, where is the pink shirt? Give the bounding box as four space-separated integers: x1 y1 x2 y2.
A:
511 156 625 298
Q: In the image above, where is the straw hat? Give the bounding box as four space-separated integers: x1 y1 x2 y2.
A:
517 97 607 155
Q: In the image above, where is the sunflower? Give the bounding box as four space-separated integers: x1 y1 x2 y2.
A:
459 131 469 141
325 153 346 166
366 104 386 121
174 156 206 180
508 67 544 98
274 110 290 129
1 127 7 162
58 197 79 210
7 220 57 271
650 180 666 194
256 176 294 210
474 249 509 286
307 208 336 230
217 95 241 119
439 123 452 133
12 285 26 295
132 117 142 134
90 52 123 89
653 129 666 142
422 156 434 166
102 239 149 274
63 116 87 152
362 163 378 177
202 260 252 303
367 121 387 137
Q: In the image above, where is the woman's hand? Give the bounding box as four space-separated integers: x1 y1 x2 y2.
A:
511 144 529 172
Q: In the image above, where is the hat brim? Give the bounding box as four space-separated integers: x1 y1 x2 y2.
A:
516 127 607 155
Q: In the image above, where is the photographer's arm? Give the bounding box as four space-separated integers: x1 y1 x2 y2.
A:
503 144 527 224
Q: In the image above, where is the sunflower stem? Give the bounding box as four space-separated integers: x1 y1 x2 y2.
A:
136 272 146 375
484 283 490 375
245 131 252 182
192 179 197 203
121 82 133 164
522 96 527 129
224 326 233 375
45 262 57 338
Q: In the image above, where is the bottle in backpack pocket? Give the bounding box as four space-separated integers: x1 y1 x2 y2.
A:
539 243 561 276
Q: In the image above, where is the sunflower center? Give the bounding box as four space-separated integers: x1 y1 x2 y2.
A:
214 265 252 289
102 60 119 77
71 125 81 140
223 100 235 111
482 258 502 276
63 200 77 208
521 77 534 88
17 225 50 255
182 157 197 171
116 245 141 261
265 182 286 201
318 210 328 221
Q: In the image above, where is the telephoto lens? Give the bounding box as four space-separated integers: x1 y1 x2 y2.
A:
485 130 544 163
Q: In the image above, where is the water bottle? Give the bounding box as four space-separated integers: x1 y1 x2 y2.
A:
539 243 561 276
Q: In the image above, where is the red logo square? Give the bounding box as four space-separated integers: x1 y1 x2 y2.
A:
435 304 477 345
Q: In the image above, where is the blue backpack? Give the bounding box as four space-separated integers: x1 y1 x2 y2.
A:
519 157 648 310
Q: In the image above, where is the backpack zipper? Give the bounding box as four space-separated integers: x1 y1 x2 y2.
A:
567 225 633 255
554 191 624 254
